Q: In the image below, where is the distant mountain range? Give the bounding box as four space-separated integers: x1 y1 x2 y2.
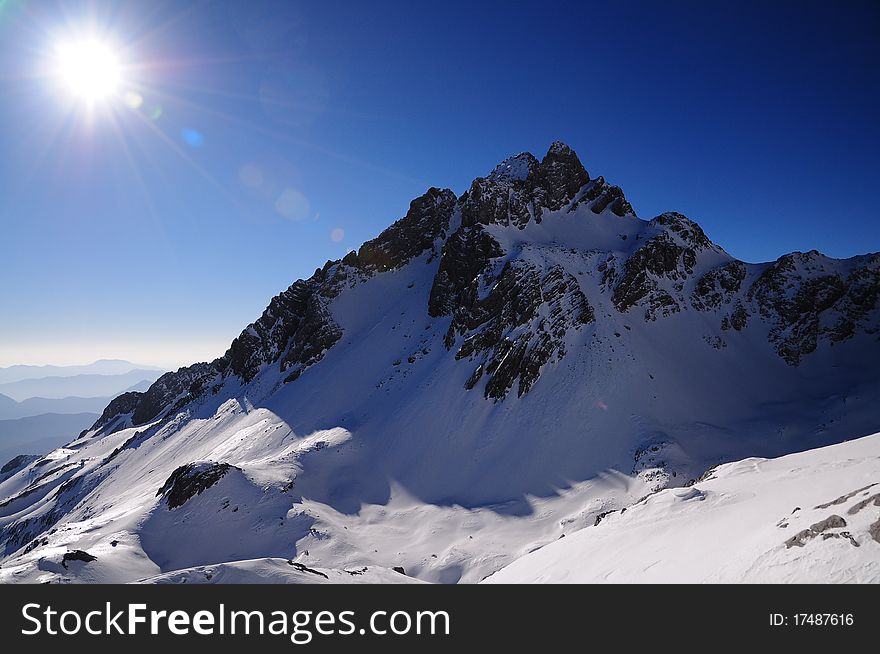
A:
0 394 111 420
0 359 161 384
0 412 99 470
0 360 165 465
0 369 163 402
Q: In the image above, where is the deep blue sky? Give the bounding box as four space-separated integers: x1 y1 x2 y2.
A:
1 0 878 367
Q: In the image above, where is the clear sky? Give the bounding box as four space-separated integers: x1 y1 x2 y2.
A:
1 0 878 369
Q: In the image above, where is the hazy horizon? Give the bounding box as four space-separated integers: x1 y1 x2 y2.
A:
0 341 223 371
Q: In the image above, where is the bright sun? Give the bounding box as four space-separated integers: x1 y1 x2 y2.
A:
54 38 122 103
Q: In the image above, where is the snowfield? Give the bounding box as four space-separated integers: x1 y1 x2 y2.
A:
485 432 880 583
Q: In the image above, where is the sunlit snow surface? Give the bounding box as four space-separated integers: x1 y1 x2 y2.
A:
485 432 880 583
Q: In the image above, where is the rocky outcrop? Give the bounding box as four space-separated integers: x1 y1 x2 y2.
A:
784 515 853 549
61 550 97 568
132 363 219 425
692 261 747 311
570 176 634 217
428 226 505 318
350 187 457 272
459 142 597 229
651 212 713 250
224 280 324 382
460 169 536 229
612 233 693 317
611 213 717 319
92 391 141 432
157 462 236 510
443 256 594 399
825 257 880 343
90 362 220 433
721 301 749 331
748 251 880 364
529 141 592 215
0 454 39 477
279 290 343 383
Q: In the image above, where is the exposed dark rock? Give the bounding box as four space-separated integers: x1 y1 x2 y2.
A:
570 176 634 217
224 279 330 383
445 257 594 399
721 300 749 332
279 293 343 384
286 561 329 579
651 212 713 248
89 363 219 433
459 142 592 229
132 363 218 425
785 514 848 548
61 550 97 568
460 174 535 229
92 392 141 432
392 566 406 575
157 462 236 510
612 232 694 318
692 261 747 311
747 251 879 364
869 520 880 544
827 258 880 343
530 141 591 216
428 226 504 318
594 510 617 526
810 515 847 532
0 454 39 476
353 188 457 271
816 483 878 509
846 492 880 516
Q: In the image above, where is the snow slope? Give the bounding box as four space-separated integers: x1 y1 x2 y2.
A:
485 432 880 583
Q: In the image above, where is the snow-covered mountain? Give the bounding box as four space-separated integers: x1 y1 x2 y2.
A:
1 142 878 584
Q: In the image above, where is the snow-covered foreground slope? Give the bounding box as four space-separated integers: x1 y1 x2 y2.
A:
485 432 880 583
1 142 878 584
140 559 425 584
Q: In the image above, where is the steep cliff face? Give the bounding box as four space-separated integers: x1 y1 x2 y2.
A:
746 251 880 364
2 142 878 584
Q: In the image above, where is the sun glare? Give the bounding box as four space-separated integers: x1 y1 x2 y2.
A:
54 38 122 103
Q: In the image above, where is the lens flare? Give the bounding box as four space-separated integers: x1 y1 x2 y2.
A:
123 90 143 109
238 164 264 188
181 128 204 148
275 188 310 221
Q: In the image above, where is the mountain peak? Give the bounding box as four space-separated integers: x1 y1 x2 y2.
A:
487 152 539 183
546 140 574 156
